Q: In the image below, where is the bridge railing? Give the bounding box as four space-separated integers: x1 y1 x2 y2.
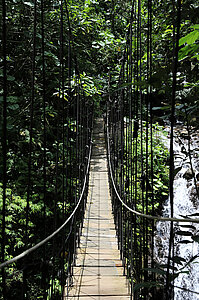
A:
106 104 199 300
105 0 198 299
0 0 93 299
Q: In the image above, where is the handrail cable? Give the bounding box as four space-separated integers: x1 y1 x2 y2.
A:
0 139 92 270
106 113 199 224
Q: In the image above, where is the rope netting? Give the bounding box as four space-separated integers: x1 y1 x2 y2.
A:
0 1 93 299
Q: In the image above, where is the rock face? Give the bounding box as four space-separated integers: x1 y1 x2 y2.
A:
190 183 199 208
183 168 195 180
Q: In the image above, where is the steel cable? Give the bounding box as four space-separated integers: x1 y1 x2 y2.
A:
2 0 7 297
0 139 92 270
106 113 199 224
166 1 182 298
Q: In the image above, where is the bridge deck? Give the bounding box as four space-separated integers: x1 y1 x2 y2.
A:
65 118 130 299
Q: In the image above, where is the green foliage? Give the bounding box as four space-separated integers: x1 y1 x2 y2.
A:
122 121 169 296
124 121 169 212
179 28 199 46
0 1 93 297
1 0 199 298
134 280 163 293
179 25 199 61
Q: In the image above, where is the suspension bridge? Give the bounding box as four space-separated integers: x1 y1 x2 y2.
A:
1 0 199 299
65 118 130 299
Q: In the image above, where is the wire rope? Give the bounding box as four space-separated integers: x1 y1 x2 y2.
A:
41 1 47 297
25 0 37 248
0 139 92 270
2 0 7 297
166 1 182 298
106 114 199 224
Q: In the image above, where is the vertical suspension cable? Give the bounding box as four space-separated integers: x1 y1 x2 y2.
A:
147 0 155 296
51 6 63 283
64 0 72 285
120 61 124 259
52 66 61 297
52 113 59 297
133 0 139 288
116 88 120 251
41 0 47 297
130 2 136 295
144 0 152 289
123 52 128 275
41 0 46 241
2 0 7 298
60 0 64 211
74 72 80 261
129 3 134 297
66 0 72 288
26 0 37 244
127 10 130 281
23 2 37 298
138 0 144 289
143 3 155 296
75 73 81 263
60 0 66 294
166 0 181 299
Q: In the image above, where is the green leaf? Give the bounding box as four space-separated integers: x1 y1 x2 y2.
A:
8 104 19 110
174 166 182 177
7 96 18 103
178 46 190 61
159 264 178 271
191 54 199 60
7 75 15 81
134 281 163 292
179 30 199 46
180 255 199 271
152 106 170 111
179 44 199 61
190 24 199 30
171 256 186 265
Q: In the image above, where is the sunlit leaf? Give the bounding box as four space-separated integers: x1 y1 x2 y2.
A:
179 30 199 46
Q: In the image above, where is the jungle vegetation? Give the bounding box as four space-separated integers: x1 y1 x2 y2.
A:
0 0 199 298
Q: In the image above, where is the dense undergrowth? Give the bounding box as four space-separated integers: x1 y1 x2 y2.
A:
124 121 169 211
123 120 170 287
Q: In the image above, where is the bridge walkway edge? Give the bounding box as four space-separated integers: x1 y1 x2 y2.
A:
64 118 130 300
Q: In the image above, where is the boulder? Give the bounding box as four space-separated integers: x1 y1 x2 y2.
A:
183 168 195 180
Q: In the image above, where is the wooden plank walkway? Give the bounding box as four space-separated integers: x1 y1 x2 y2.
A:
65 118 130 299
